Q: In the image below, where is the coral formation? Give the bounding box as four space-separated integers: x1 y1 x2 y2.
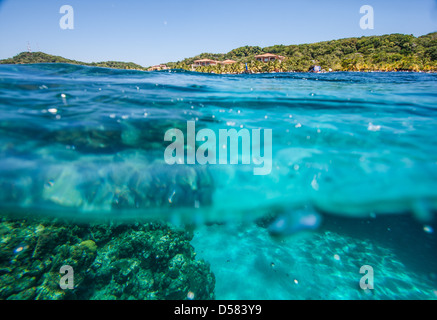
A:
0 217 215 300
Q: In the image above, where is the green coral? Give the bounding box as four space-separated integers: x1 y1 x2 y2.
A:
79 240 97 254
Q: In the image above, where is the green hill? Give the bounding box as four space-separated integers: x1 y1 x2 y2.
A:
0 51 146 71
168 32 437 73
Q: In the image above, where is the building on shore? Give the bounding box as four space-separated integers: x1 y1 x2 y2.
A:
192 59 237 69
254 53 285 63
148 64 168 71
219 59 237 65
193 59 219 67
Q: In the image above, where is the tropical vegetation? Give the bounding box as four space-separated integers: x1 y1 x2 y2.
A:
167 32 437 73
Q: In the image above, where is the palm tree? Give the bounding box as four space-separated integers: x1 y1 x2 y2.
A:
236 63 245 74
273 60 282 72
261 62 270 73
229 63 238 74
250 61 262 73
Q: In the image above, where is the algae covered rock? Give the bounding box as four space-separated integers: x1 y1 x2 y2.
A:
0 217 215 300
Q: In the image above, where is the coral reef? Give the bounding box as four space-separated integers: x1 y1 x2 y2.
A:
0 217 215 300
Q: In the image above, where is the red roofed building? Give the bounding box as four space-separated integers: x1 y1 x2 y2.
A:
148 64 168 71
254 53 285 63
219 59 237 65
193 59 219 67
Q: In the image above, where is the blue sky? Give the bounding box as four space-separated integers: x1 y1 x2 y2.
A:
0 0 436 67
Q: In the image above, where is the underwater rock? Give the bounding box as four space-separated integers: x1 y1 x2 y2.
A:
0 217 215 300
48 119 188 154
50 126 124 153
2 153 215 218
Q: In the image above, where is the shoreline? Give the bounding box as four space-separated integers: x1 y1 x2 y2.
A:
1 62 435 74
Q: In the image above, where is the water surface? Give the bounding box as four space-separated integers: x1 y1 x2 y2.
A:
1 64 436 299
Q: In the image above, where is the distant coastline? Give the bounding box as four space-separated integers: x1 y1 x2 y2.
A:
1 32 436 73
0 52 147 71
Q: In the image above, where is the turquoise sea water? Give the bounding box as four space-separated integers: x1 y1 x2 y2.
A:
0 64 436 299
